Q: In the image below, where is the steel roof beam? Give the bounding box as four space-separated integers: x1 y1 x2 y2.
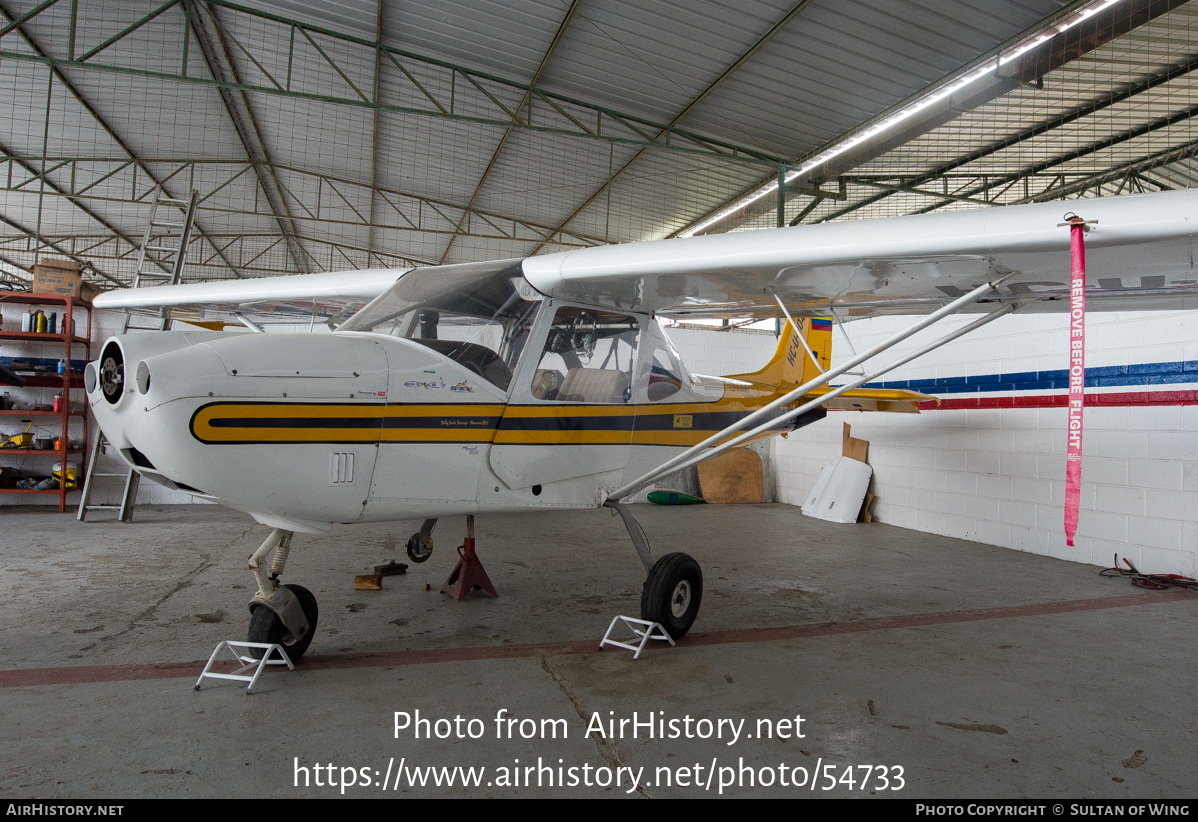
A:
675 0 1183 235
365 0 383 268
0 141 139 283
1005 135 1198 205
0 0 782 166
527 0 816 254
188 0 310 274
0 157 610 249
0 212 124 284
824 52 1198 222
14 231 437 275
438 0 581 265
900 97 1198 214
0 0 245 282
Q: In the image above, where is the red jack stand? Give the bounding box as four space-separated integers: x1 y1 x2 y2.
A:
441 516 497 601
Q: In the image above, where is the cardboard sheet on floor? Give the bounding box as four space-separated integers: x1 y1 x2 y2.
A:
696 447 764 504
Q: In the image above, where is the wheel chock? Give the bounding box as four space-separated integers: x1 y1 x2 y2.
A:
440 537 497 601
599 615 674 660
194 640 294 694
354 559 408 590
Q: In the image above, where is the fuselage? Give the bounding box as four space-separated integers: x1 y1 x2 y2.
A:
86 306 812 534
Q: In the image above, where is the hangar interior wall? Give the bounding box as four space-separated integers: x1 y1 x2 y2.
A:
771 310 1198 578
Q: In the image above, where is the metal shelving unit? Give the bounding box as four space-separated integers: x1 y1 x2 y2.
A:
0 293 92 512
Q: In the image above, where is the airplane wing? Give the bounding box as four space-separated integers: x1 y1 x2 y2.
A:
91 268 407 323
521 189 1198 319
92 190 1196 323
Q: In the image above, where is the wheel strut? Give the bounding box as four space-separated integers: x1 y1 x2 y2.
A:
441 515 497 601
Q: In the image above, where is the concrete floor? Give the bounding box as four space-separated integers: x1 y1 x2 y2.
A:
0 502 1195 799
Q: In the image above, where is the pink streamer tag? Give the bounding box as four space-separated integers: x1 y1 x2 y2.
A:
1064 222 1087 547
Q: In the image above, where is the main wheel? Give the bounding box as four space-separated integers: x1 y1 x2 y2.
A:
247 583 319 661
640 553 703 639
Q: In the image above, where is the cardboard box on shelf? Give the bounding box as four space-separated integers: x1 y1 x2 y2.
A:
28 258 95 302
30 258 82 297
78 281 101 302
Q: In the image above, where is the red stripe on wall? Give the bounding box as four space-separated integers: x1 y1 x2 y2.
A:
919 389 1198 410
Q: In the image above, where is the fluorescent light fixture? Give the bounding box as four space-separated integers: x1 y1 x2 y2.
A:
679 0 1125 238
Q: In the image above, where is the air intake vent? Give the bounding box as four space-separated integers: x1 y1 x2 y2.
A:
330 451 354 484
128 447 155 470
173 481 203 494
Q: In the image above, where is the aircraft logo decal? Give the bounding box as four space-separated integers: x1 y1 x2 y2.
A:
404 377 447 390
451 381 474 393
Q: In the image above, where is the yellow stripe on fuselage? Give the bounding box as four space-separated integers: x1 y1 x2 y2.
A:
188 379 928 447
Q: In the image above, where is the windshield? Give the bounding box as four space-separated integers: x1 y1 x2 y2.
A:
338 259 542 391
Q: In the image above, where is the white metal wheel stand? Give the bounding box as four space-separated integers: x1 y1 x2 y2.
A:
599 616 674 659
194 640 294 694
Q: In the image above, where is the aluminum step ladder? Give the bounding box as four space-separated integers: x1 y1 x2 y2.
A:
76 431 140 522
123 186 199 333
78 188 196 521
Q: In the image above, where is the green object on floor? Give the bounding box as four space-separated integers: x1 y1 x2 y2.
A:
647 489 705 505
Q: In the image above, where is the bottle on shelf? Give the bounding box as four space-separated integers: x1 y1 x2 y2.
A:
35 311 46 333
21 310 31 332
48 312 56 334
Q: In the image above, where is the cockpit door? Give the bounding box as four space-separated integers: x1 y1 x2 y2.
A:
488 305 641 489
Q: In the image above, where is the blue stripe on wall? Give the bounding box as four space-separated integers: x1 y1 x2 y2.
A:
864 360 1198 394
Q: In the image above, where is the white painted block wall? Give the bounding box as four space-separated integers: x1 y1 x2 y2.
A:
771 310 1198 578
657 324 779 379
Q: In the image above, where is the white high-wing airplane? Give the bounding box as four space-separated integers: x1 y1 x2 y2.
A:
85 189 1198 659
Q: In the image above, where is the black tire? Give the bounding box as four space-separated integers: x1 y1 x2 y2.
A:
640 553 703 639
247 583 319 661
406 532 432 563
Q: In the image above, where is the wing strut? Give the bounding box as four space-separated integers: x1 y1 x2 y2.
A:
605 279 1012 504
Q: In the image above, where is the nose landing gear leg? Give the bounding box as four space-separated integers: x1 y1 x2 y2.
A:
441 515 497 601
245 528 320 660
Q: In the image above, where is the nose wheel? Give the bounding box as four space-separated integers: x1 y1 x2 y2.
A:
248 583 319 660
640 552 703 638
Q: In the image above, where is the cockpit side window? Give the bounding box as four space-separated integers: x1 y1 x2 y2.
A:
644 349 683 402
530 307 639 404
338 264 542 392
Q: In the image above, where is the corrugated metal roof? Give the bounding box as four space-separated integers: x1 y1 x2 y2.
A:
1 0 1194 286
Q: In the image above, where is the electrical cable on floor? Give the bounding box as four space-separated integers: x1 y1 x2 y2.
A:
1099 554 1198 591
